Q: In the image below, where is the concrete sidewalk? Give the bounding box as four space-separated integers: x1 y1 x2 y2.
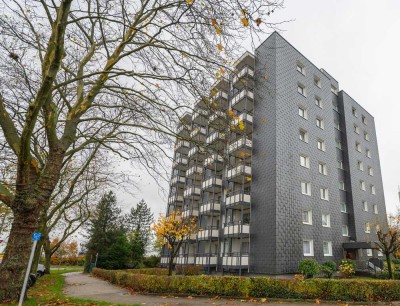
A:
63 272 314 306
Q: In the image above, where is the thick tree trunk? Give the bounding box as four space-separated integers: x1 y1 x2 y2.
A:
43 236 52 274
386 253 393 279
0 206 41 301
31 239 44 274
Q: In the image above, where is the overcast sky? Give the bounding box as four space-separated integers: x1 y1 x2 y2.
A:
118 0 400 217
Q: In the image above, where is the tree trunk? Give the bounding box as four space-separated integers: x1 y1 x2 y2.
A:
0 207 41 301
43 235 52 274
168 249 175 276
30 239 44 274
386 253 393 279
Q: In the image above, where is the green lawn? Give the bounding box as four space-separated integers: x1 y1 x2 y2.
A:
1 267 138 306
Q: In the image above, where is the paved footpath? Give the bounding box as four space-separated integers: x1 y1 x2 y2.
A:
64 272 319 306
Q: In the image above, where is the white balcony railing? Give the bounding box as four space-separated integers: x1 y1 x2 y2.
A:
224 222 250 236
188 146 206 159
200 201 221 214
196 255 218 266
225 191 251 207
176 256 195 265
202 176 223 190
190 127 207 138
182 209 199 218
184 186 201 198
198 226 219 240
186 165 203 177
173 156 188 168
222 255 249 266
168 194 184 204
204 154 223 168
174 140 190 151
228 137 252 154
206 131 225 145
170 175 185 186
209 110 227 123
226 164 251 180
231 90 254 109
211 90 228 102
232 66 255 85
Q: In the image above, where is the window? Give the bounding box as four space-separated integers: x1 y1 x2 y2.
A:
341 202 347 213
314 76 321 88
320 188 329 201
338 160 344 170
366 149 371 158
299 129 309 143
332 101 339 112
316 117 324 129
322 214 331 227
367 249 373 257
298 106 308 119
331 85 338 95
317 139 326 151
373 204 378 214
376 224 380 233
298 83 306 96
378 251 383 256
323 241 333 256
360 180 366 191
362 115 367 125
368 167 374 176
364 132 370 141
303 239 314 256
297 62 305 75
302 210 312 225
371 185 376 195
301 182 311 196
336 139 343 150
354 124 360 134
339 181 346 191
363 201 368 212
300 155 310 168
315 96 323 108
319 162 327 175
356 142 361 152
334 120 340 130
342 225 349 236
364 222 371 233
352 107 358 117
358 161 364 171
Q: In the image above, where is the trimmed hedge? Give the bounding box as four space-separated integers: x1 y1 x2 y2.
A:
93 268 400 302
124 268 169 275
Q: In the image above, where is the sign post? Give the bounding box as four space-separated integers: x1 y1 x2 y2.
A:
18 232 41 306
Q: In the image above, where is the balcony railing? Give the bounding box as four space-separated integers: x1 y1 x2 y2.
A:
225 190 251 208
232 66 255 89
176 256 195 265
231 89 254 112
199 201 221 215
190 126 207 138
174 140 190 153
177 124 190 137
168 194 184 204
198 226 219 240
228 137 252 157
231 113 253 135
188 146 206 160
202 176 223 191
226 164 251 182
184 186 201 198
192 108 208 126
196 253 218 266
173 156 188 170
186 164 203 178
224 221 250 236
206 131 226 147
160 255 176 265
182 208 199 218
222 253 249 267
209 110 227 126
204 153 224 170
170 175 185 186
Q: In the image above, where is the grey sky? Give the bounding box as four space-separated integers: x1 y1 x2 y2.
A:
119 0 400 217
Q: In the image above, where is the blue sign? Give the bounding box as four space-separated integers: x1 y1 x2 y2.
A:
32 232 41 241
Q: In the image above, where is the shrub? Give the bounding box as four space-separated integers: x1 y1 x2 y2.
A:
376 271 400 280
320 261 337 278
125 268 168 275
339 259 355 278
143 256 161 268
392 258 400 265
298 259 320 279
175 264 201 276
92 268 400 301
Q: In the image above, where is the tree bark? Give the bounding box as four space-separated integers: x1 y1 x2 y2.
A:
31 239 44 274
44 240 52 274
386 252 393 279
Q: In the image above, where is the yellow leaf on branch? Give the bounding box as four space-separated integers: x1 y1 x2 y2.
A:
241 18 249 27
217 44 223 51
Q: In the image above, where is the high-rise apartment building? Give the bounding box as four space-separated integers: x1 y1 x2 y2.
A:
162 32 387 274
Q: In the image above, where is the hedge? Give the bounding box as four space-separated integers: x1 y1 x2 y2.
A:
92 268 400 302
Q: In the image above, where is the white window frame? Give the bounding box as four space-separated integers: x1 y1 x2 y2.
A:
298 106 308 119
317 139 326 151
373 204 378 214
336 139 343 150
298 83 306 97
363 201 368 212
300 155 310 168
368 167 374 176
301 182 311 196
338 160 344 170
371 185 376 195
364 132 370 141
362 115 367 125
316 117 324 129
303 239 314 256
354 124 360 134
314 76 321 88
366 249 373 257
299 129 309 143
378 251 383 256
341 202 347 213
339 181 345 191
331 85 338 95
302 210 312 225
356 142 361 152
322 214 331 228
315 96 323 108
320 187 329 201
360 180 366 191
358 161 364 171
342 225 349 236
334 120 340 130
365 222 371 233
323 241 333 256
366 149 371 158
297 62 305 75
352 107 358 117
318 162 327 175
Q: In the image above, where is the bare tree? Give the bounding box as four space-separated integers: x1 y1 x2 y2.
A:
0 0 285 300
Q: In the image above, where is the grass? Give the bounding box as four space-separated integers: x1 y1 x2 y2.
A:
0 266 139 306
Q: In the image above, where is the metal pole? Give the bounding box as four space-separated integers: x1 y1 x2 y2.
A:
18 239 38 306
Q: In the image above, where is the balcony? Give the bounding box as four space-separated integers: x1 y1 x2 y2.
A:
184 186 201 199
231 90 254 112
204 154 224 170
173 156 188 170
186 164 203 178
192 108 208 126
182 208 199 218
190 127 207 143
228 137 252 158
200 201 221 215
177 124 190 137
202 176 223 192
210 90 229 110
168 193 184 205
222 253 249 267
160 255 176 265
188 146 206 161
198 226 219 240
206 131 226 150
196 254 218 266
170 175 185 187
176 256 195 265
209 110 227 128
224 221 250 237
226 164 251 182
232 66 255 90
225 190 251 208
231 113 253 135
174 140 190 154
